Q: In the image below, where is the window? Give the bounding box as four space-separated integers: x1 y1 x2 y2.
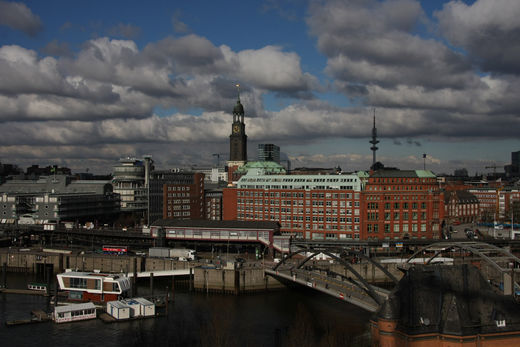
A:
70 277 87 289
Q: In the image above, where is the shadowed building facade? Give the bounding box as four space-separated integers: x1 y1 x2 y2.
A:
371 264 520 346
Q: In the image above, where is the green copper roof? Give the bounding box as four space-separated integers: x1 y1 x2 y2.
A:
233 100 244 115
415 170 436 178
236 161 286 175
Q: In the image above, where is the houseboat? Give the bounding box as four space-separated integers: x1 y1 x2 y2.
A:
56 270 131 302
53 302 96 324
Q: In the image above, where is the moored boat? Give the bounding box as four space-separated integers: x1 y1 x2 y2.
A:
56 270 131 302
53 302 96 324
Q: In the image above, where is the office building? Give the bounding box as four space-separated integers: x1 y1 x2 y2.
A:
258 144 280 163
112 156 153 213
0 175 119 222
149 170 204 224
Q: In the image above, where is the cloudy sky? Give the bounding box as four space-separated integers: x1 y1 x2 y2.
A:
0 0 519 175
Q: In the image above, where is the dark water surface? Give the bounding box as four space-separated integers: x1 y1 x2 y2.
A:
0 273 371 347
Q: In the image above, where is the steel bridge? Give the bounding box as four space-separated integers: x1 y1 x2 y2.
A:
266 240 520 312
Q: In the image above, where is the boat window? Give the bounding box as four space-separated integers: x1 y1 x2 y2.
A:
70 277 87 289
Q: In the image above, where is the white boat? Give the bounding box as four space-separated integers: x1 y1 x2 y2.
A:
53 302 96 324
56 270 131 302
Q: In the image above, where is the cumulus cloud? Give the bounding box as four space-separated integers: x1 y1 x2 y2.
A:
0 0 42 36
0 33 318 122
1 1 519 174
307 0 476 90
41 40 73 57
436 0 520 75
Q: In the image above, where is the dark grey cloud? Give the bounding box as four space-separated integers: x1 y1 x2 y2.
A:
107 23 142 39
308 0 477 90
40 40 73 57
0 1 42 36
436 0 520 75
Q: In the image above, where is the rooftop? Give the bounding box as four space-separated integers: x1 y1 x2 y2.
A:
378 264 520 336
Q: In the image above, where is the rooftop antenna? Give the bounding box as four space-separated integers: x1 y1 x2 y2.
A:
369 108 379 167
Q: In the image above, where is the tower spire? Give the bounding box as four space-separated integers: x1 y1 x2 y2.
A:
236 83 240 102
369 108 379 167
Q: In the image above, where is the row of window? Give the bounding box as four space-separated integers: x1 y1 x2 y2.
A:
367 212 428 221
367 202 428 209
367 223 428 233
237 191 359 199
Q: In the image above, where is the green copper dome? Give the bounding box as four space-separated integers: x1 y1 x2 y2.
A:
233 100 244 115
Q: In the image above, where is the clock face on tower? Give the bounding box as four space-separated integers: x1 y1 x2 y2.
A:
233 124 240 134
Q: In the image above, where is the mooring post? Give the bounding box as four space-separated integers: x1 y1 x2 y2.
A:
150 272 154 298
132 264 138 297
2 262 7 289
54 277 59 307
171 275 175 301
46 265 53 296
165 286 169 315
189 267 193 292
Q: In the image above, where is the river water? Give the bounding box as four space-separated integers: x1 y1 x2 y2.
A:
0 273 372 347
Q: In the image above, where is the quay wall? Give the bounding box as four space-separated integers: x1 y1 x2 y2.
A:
0 248 284 294
0 248 190 275
193 267 284 294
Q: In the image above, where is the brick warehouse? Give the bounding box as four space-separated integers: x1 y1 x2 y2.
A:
223 168 445 241
362 169 444 240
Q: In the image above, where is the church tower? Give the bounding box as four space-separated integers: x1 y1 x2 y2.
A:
227 84 247 184
229 84 247 162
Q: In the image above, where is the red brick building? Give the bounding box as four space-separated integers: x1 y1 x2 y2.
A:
162 172 205 220
223 172 364 240
223 169 445 241
444 190 480 224
362 170 444 240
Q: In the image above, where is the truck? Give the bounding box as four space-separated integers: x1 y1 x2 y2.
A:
170 248 196 261
148 247 196 260
148 247 171 258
